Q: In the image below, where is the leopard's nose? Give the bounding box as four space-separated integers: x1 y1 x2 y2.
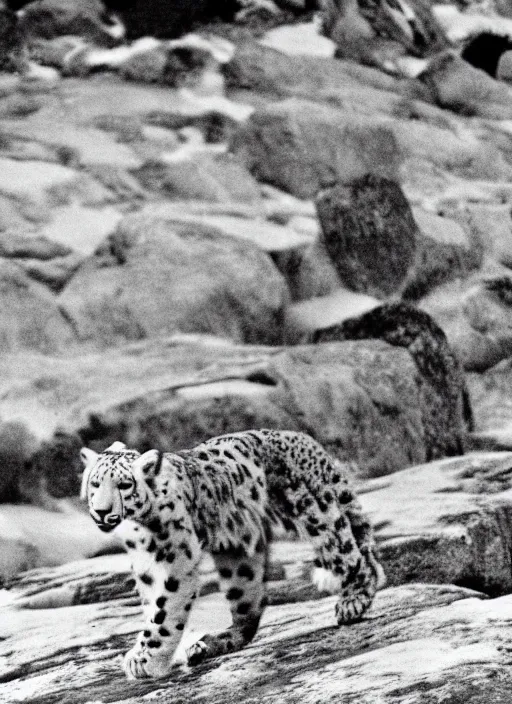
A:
95 506 113 521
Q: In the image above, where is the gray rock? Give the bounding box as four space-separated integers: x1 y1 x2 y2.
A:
136 202 316 253
58 216 289 346
456 203 512 268
467 356 512 441
0 502 120 584
231 98 401 198
0 259 76 354
403 207 481 299
314 175 481 301
277 237 343 302
1 335 431 479
74 340 427 477
0 576 503 703
20 0 122 47
463 274 512 348
225 40 404 99
364 450 512 595
312 303 471 461
134 153 263 204
316 174 417 298
0 421 39 502
0 232 71 260
18 252 84 291
420 50 512 118
419 278 512 373
0 3 25 72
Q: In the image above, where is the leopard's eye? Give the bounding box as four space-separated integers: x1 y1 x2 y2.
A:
91 480 100 489
118 480 134 491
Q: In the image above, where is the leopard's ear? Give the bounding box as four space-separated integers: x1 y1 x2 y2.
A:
106 441 127 452
79 447 98 501
80 447 98 467
132 450 162 483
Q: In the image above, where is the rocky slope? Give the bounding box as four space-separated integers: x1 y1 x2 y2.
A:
4 450 512 702
4 0 512 700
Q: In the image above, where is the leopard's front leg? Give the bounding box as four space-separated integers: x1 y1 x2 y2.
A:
187 540 268 666
120 523 201 680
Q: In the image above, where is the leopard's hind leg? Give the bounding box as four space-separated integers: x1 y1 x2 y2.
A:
309 494 382 624
288 479 381 625
186 539 268 666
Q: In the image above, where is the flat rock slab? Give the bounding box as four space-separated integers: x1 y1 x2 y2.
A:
1 336 432 479
137 203 316 252
1 581 503 704
363 451 512 594
0 503 119 582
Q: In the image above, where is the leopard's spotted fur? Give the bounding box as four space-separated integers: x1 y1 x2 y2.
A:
81 429 383 680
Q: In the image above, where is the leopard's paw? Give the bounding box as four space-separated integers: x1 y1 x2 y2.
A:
123 645 150 680
123 645 173 680
186 639 209 666
335 592 372 625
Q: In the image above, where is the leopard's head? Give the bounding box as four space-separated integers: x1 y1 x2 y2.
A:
80 442 159 532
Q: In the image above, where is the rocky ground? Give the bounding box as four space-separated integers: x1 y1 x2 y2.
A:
4 0 512 701
5 450 512 702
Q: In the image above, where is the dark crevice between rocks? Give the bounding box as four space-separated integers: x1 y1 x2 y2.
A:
245 370 277 386
461 32 512 78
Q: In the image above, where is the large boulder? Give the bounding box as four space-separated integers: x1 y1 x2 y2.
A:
466 357 512 450
419 50 512 119
0 421 39 503
315 175 479 301
462 274 512 350
419 277 512 373
457 203 512 268
404 206 480 299
225 41 404 102
58 216 289 347
230 98 401 198
2 335 431 480
19 0 122 47
364 450 512 594
89 339 427 477
312 303 471 461
315 174 417 298
421 271 512 374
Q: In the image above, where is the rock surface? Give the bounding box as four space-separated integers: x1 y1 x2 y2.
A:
420 50 512 118
20 0 122 47
0 259 76 354
1 577 495 704
4 7 512 703
364 450 512 594
316 174 418 298
313 303 471 461
231 98 401 198
0 336 435 478
58 216 289 346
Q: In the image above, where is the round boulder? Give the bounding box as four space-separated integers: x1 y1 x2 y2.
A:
58 215 289 347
